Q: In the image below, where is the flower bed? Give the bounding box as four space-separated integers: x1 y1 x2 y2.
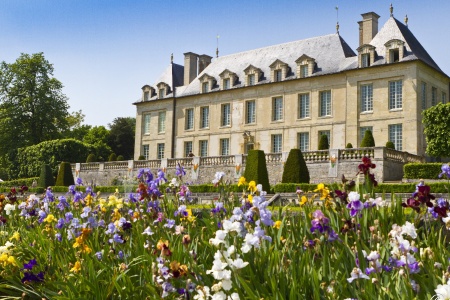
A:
0 160 449 299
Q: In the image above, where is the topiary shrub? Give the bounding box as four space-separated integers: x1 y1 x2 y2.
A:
138 155 145 160
243 150 270 192
318 135 329 150
117 155 124 161
86 153 96 163
386 141 395 150
346 143 353 148
55 162 75 186
108 153 117 162
360 130 375 147
38 164 55 188
281 149 310 183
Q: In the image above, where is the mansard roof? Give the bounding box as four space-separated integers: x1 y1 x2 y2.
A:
144 63 184 100
369 17 442 72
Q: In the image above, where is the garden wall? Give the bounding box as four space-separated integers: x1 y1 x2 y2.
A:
72 147 424 186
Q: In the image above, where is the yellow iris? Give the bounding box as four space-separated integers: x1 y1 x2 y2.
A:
314 183 330 200
248 195 253 204
70 261 81 273
9 232 20 241
248 181 257 193
44 214 56 223
300 196 308 206
238 176 247 187
273 220 282 229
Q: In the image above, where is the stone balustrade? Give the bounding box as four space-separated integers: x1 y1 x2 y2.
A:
72 147 424 186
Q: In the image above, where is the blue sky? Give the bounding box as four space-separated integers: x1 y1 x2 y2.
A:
1 0 449 127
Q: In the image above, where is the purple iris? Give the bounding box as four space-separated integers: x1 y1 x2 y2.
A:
22 259 37 270
347 192 364 217
175 163 186 177
21 272 44 283
439 164 450 179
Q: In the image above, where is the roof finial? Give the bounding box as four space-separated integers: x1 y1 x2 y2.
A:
170 53 173 63
336 22 339 34
390 3 393 17
335 6 339 34
216 34 220 58
404 14 408 27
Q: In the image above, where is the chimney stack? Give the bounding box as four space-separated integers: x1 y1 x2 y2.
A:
198 54 212 74
358 12 380 46
183 52 198 85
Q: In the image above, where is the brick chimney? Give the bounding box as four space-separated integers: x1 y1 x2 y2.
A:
358 12 380 46
198 54 213 74
183 52 198 85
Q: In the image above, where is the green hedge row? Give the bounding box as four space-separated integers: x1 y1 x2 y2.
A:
404 163 442 179
0 177 39 187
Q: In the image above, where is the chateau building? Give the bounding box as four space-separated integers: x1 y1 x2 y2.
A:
134 8 449 160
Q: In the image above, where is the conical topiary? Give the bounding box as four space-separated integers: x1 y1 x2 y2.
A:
281 149 310 183
86 153 96 163
138 155 145 160
360 130 375 147
108 153 117 162
318 135 329 150
38 164 55 188
386 141 395 150
243 150 270 193
55 162 75 186
346 143 353 148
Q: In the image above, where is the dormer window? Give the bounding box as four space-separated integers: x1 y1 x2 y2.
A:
156 82 170 99
219 69 237 91
269 59 289 82
357 44 376 68
202 82 209 93
385 39 405 64
244 65 262 86
141 85 155 101
158 88 165 99
295 55 315 78
144 91 150 101
199 73 216 94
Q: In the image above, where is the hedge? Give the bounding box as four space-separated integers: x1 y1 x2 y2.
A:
403 163 442 179
0 177 39 188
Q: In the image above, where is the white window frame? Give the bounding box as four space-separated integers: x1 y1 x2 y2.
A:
319 90 332 117
143 145 149 160
223 78 230 90
248 74 255 86
389 124 402 151
389 80 402 110
143 114 151 135
157 143 165 159
274 69 282 82
144 91 150 101
184 141 193 157
220 138 230 156
158 88 165 99
158 111 166 133
298 93 310 119
442 92 447 104
200 106 209 129
271 134 282 153
300 65 308 78
361 53 370 67
221 103 231 127
202 82 209 93
298 132 309 152
185 108 194 130
246 100 256 124
272 97 283 121
361 84 373 112
199 140 208 157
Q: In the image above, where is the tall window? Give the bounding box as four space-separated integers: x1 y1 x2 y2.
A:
318 130 331 146
143 145 149 160
362 53 370 67
432 87 437 106
159 89 165 99
246 100 256 124
360 126 373 142
223 78 230 90
185 108 194 130
443 92 447 104
200 106 209 128
199 140 208 157
389 80 402 110
158 111 166 133
274 70 282 82
319 90 332 116
248 74 255 86
361 84 373 112
298 93 310 119
202 82 209 93
184 141 193 157
144 114 151 134
220 138 230 156
271 134 282 153
298 132 309 152
421 82 427 109
300 65 308 78
157 143 165 159
221 103 231 126
272 97 283 121
389 124 402 151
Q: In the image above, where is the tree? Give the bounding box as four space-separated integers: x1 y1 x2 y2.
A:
64 110 91 141
83 126 112 160
281 149 310 183
55 162 75 186
360 130 375 147
243 150 270 192
0 53 70 155
318 135 329 150
108 117 135 159
423 103 450 157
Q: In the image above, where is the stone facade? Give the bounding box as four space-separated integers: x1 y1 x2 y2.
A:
134 9 449 161
73 147 423 186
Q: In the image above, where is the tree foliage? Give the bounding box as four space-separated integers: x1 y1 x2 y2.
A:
386 141 395 150
108 117 135 159
281 149 310 183
423 103 450 157
318 135 329 150
360 130 375 147
83 126 112 160
0 53 70 155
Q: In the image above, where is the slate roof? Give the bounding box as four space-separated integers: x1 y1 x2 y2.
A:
145 63 184 100
369 16 442 72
